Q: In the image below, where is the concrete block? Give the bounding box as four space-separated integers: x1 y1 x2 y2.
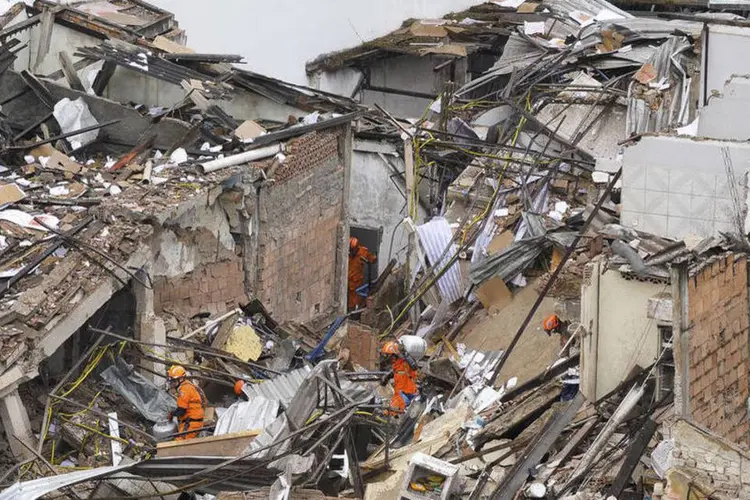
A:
0 389 34 459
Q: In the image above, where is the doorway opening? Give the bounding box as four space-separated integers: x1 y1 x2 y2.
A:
350 225 381 281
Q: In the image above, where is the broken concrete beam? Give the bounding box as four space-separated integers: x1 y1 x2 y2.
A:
0 389 34 459
0 70 191 151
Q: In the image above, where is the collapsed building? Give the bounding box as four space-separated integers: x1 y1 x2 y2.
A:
1 0 750 499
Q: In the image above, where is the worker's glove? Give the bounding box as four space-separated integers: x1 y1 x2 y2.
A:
379 374 390 387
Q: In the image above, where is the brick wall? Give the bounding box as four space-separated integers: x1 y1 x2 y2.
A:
342 321 378 370
670 419 750 499
252 129 346 326
153 258 246 317
688 253 750 448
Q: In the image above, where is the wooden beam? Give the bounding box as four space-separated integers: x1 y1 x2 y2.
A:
606 419 658 497
490 393 585 500
92 61 116 96
57 51 86 92
33 8 55 71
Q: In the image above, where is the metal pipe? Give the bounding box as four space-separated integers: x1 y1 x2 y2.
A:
198 144 283 174
182 308 241 340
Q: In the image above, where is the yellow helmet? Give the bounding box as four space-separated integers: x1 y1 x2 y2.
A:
168 365 186 379
381 341 399 355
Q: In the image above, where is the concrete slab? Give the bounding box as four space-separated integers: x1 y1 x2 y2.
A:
621 135 750 240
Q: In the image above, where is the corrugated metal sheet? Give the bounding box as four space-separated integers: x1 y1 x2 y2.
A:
604 18 703 38
214 397 279 436
244 412 292 459
0 464 133 500
470 236 549 285
627 36 693 136
546 0 632 19
242 366 312 406
75 42 232 100
416 217 463 304
458 34 544 96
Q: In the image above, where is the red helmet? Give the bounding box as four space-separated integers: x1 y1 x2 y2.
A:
350 237 359 250
543 314 560 333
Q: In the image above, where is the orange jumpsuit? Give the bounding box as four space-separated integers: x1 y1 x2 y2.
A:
173 380 206 440
348 246 376 310
390 357 418 412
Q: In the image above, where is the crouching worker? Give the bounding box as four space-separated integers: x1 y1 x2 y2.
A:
379 338 424 414
167 365 206 441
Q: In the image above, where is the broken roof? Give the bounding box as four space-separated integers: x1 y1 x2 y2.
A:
306 0 635 74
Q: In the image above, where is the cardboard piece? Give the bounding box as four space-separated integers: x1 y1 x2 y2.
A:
409 22 448 38
474 276 513 314
152 35 194 55
98 11 148 26
30 144 83 174
487 230 514 255
634 63 657 85
517 2 539 13
551 247 564 271
0 184 25 207
421 44 468 57
234 120 267 141
156 429 260 458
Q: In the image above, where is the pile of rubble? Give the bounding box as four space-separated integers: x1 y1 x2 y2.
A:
0 0 750 499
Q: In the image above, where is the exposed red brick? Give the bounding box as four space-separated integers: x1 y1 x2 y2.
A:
688 254 750 450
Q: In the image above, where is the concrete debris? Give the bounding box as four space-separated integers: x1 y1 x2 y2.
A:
0 0 748 499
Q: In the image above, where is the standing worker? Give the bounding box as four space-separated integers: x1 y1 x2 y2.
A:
167 365 206 441
348 237 376 311
379 336 425 414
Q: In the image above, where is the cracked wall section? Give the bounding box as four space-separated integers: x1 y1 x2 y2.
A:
152 195 246 318
252 128 347 327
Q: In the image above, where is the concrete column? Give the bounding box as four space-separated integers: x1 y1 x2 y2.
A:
0 389 34 459
133 265 166 385
671 261 691 419
335 124 353 316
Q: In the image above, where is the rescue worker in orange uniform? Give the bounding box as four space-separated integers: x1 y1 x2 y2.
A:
379 341 419 414
348 237 376 311
543 314 570 349
234 379 247 399
167 365 206 441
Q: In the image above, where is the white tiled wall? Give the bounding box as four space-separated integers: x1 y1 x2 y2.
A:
621 136 750 240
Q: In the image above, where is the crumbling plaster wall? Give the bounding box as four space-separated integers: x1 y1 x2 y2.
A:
151 190 247 318
670 419 750 499
26 20 102 76
104 66 187 109
247 127 349 327
687 254 750 448
698 75 750 141
309 66 363 99
103 66 308 124
701 24 750 108
360 54 460 118
621 135 750 240
580 259 661 401
0 70 191 150
350 142 425 264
